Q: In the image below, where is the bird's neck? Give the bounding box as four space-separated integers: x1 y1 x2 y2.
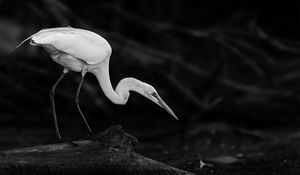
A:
90 61 127 105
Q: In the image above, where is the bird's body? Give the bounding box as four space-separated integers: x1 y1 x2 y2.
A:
18 27 177 140
31 27 111 71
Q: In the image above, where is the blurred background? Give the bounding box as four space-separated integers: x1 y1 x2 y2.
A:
1 0 300 173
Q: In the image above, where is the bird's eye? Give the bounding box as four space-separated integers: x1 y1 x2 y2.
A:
150 92 158 98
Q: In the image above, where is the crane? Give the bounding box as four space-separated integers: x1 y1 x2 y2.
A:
17 27 178 140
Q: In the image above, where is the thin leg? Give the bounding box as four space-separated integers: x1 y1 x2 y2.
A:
50 70 68 140
75 76 94 135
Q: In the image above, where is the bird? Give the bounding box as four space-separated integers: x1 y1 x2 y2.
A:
17 27 178 140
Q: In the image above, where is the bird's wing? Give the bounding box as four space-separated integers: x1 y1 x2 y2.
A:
31 27 111 65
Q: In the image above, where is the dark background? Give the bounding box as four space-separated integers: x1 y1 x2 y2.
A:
1 0 300 173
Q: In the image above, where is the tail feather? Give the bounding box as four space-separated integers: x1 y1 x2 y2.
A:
10 34 34 54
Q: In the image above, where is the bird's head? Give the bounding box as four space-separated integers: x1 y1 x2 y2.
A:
115 78 178 120
139 84 178 120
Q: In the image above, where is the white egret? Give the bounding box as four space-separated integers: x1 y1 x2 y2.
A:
17 27 178 140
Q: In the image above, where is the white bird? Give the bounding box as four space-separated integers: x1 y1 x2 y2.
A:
17 27 178 140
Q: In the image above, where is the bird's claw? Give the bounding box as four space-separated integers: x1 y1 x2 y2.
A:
58 138 78 147
88 130 95 136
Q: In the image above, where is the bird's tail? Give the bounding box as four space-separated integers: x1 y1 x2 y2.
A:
15 35 33 49
9 34 34 54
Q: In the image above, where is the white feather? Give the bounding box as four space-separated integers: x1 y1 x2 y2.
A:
31 27 111 65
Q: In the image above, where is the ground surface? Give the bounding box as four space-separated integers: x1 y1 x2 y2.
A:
135 122 300 175
0 118 299 175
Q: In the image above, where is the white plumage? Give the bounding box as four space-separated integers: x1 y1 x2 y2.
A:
18 27 178 140
31 28 111 65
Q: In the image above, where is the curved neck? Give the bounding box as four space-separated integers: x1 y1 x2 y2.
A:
90 61 126 105
90 62 146 105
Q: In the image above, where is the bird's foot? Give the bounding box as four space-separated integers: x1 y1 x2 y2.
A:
87 130 95 137
58 138 79 147
76 131 96 141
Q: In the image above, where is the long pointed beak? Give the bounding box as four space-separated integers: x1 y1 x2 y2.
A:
152 93 178 120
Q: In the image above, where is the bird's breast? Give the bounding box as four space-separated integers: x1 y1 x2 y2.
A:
52 53 84 72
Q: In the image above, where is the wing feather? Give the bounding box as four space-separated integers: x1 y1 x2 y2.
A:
31 27 111 65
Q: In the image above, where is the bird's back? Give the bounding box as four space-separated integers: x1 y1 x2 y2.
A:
31 27 112 65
